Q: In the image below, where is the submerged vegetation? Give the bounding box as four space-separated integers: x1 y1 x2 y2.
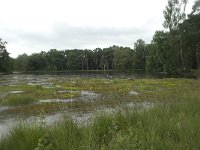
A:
0 75 198 113
0 74 200 149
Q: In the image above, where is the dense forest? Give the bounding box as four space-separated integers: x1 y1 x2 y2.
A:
1 0 200 74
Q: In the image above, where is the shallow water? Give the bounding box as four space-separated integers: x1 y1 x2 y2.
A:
129 91 139 95
0 106 10 113
0 73 156 139
0 74 97 138
0 101 155 139
0 109 93 139
9 91 24 94
39 98 78 103
39 90 101 103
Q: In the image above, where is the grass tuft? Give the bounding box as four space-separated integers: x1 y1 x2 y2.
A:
3 94 36 106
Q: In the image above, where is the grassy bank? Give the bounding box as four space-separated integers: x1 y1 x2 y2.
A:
0 94 200 149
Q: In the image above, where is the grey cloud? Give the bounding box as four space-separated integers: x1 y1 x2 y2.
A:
18 23 151 49
1 22 157 57
50 24 147 48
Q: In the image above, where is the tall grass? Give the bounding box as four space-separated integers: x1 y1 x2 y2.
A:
0 123 43 150
1 96 200 150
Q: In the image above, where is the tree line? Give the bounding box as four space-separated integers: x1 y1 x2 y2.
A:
0 39 14 73
1 0 200 74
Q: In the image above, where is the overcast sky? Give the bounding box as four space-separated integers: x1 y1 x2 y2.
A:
0 0 195 58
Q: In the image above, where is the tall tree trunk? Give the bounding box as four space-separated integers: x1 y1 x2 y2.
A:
196 49 200 70
180 35 186 71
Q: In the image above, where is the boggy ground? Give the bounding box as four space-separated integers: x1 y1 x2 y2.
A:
0 75 200 149
0 76 197 115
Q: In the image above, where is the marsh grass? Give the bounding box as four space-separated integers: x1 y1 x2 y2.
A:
2 94 36 106
1 96 200 150
0 84 80 106
1 78 200 115
0 123 43 150
1 78 200 149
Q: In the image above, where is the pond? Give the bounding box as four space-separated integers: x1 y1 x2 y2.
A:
0 72 165 138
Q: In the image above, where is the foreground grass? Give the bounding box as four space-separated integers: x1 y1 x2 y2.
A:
0 96 200 150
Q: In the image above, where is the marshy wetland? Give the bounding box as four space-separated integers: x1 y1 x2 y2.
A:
0 73 200 149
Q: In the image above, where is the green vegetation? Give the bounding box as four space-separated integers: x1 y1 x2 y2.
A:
0 1 200 149
0 93 200 150
0 1 199 74
0 84 80 107
0 1 199 75
0 39 13 73
13 11 198 74
0 76 199 149
2 94 36 106
0 77 198 112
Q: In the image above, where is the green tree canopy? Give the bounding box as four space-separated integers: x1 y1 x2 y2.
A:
133 39 146 70
0 38 13 72
113 46 134 70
